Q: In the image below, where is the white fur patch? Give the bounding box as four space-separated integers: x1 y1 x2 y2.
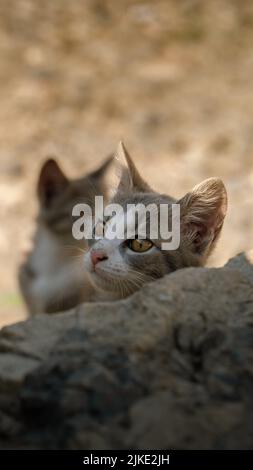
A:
27 227 87 312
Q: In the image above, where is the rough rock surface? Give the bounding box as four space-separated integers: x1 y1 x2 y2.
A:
0 251 253 449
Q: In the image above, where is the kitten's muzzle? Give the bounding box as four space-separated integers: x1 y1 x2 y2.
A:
90 250 108 267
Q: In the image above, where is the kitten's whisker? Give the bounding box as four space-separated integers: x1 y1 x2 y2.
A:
63 244 88 254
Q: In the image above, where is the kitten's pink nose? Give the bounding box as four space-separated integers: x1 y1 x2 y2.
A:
90 250 108 267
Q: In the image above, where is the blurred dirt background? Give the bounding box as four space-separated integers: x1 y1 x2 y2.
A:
0 0 253 327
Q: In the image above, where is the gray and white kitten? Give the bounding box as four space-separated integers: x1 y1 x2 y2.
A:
19 155 112 314
84 142 227 300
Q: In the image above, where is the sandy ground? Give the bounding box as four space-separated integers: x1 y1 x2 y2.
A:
0 0 253 328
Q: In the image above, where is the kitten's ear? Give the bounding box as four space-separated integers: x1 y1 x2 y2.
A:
38 158 69 208
88 154 113 181
115 141 152 193
179 177 227 258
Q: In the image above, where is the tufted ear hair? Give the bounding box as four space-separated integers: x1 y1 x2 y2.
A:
115 141 152 193
179 177 227 258
38 158 69 209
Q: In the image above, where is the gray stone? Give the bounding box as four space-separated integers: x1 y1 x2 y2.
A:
0 251 252 449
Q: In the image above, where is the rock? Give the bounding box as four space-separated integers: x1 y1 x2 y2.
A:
226 250 253 285
0 251 253 449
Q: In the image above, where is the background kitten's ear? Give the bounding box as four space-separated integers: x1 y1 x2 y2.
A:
38 158 69 208
88 154 113 182
179 177 227 258
115 141 152 193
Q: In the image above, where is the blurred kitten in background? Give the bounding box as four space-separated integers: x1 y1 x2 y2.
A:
19 155 112 314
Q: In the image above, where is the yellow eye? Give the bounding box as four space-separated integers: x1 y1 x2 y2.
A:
128 239 153 253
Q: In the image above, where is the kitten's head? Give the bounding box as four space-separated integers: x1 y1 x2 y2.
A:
84 142 227 298
38 155 112 239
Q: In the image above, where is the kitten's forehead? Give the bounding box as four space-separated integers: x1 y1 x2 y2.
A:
102 191 176 244
113 191 175 208
39 175 104 234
